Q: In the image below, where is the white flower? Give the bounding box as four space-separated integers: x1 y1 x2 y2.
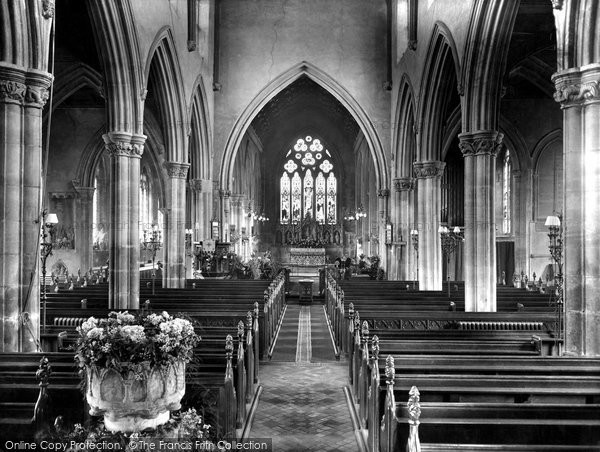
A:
145 313 164 326
116 311 135 324
79 317 98 335
86 327 104 339
121 325 146 342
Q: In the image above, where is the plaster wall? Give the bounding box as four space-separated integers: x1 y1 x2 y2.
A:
214 0 390 183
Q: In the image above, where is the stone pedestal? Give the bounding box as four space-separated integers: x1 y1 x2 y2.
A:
413 161 445 290
0 64 52 351
459 131 502 312
553 63 600 356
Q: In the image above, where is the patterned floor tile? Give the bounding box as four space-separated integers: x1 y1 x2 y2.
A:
249 301 358 452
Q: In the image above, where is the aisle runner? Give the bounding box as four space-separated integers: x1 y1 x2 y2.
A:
250 302 358 451
295 306 312 363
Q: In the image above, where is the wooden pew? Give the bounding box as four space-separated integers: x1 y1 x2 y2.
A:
0 331 248 441
370 356 600 452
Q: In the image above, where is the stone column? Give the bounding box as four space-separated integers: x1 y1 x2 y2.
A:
188 179 203 243
377 189 390 271
512 170 526 275
73 184 96 273
413 161 445 291
393 177 416 281
221 189 231 242
103 132 146 309
553 64 600 356
164 162 190 288
458 131 502 312
0 65 52 352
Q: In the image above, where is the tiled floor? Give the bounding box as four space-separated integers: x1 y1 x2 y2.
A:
250 301 358 452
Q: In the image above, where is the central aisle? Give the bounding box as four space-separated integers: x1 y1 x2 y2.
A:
250 303 359 451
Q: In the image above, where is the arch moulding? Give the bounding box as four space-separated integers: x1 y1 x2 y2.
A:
219 61 389 192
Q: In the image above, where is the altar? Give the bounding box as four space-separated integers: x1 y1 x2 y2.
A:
288 247 326 277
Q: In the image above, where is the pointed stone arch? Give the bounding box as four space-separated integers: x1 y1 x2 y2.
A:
393 74 417 177
417 21 462 161
188 75 212 180
88 0 144 135
461 0 519 131
144 27 189 163
49 64 104 113
220 61 388 192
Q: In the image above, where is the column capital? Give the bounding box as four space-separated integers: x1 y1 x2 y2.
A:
393 177 415 192
220 189 231 199
0 79 26 104
413 160 445 179
188 179 204 192
103 132 146 158
458 131 503 157
71 180 95 201
42 0 55 19
0 65 53 106
165 161 190 179
377 188 390 198
552 63 600 107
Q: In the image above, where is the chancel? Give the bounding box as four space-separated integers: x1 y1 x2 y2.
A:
1 0 600 450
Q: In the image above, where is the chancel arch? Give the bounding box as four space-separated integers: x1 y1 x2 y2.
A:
219 61 389 194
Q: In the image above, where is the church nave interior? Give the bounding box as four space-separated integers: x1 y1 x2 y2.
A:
1 0 600 450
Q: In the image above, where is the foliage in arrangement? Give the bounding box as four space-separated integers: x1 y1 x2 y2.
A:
75 311 201 377
53 409 213 445
357 254 385 280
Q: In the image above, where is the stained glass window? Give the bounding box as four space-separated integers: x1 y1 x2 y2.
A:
326 172 337 224
502 149 512 234
291 172 302 223
315 172 326 223
280 173 290 224
303 170 314 218
280 135 337 225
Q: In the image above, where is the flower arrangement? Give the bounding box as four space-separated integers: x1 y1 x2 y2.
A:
75 311 201 376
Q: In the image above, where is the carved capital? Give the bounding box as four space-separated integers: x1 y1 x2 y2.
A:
42 0 55 19
220 189 231 199
458 131 503 157
0 79 27 103
71 180 95 201
188 179 204 192
24 84 50 107
413 160 445 179
377 189 390 198
553 64 600 107
393 177 415 192
103 132 146 158
165 162 190 179
551 0 563 9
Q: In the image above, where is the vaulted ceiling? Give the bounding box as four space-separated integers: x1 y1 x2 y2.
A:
505 0 557 99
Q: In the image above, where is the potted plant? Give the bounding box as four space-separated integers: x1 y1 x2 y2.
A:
75 311 200 433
